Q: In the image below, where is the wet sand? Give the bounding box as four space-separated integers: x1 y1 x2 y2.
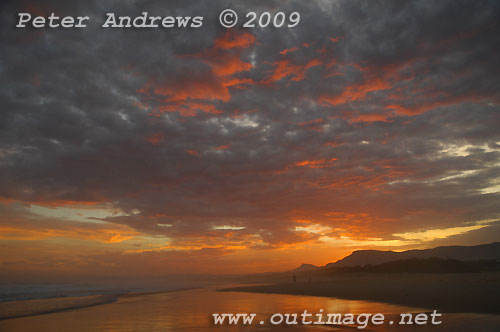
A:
1 287 499 331
220 272 500 315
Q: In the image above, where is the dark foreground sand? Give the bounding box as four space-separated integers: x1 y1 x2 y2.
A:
220 272 500 315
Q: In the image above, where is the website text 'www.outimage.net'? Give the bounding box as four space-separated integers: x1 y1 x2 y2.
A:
213 310 442 329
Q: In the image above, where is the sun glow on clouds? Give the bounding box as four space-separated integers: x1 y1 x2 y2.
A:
225 114 260 128
295 158 337 168
212 225 246 230
0 223 138 244
319 236 411 247
29 204 126 223
387 141 500 190
0 203 142 244
2 0 500 277
293 222 411 247
294 223 332 234
393 220 496 242
481 183 500 194
291 220 497 249
438 142 500 194
439 142 499 157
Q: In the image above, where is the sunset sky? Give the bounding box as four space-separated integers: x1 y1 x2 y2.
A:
1 0 499 281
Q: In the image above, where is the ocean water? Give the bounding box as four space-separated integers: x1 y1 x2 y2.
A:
0 286 499 332
0 284 116 302
0 282 195 302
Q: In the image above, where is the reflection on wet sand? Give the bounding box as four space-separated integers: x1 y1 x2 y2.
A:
0 287 499 332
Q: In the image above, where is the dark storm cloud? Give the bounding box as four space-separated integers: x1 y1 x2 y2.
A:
1 0 499 246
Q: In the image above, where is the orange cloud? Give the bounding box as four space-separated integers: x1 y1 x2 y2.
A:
296 118 324 126
386 93 489 116
0 223 138 243
25 200 102 208
156 101 222 117
153 77 231 103
147 133 164 145
295 158 337 168
185 149 200 157
194 30 256 79
320 77 391 106
319 59 420 112
212 30 255 49
280 47 298 55
215 145 230 151
349 113 393 123
137 30 256 117
329 36 344 43
264 58 322 84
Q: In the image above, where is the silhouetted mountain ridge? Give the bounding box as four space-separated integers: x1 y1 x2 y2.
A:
293 263 321 272
328 242 500 267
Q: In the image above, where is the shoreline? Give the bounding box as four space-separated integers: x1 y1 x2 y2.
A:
0 287 197 320
219 272 500 315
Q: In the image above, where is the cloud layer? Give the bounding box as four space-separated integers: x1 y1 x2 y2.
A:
1 0 499 276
